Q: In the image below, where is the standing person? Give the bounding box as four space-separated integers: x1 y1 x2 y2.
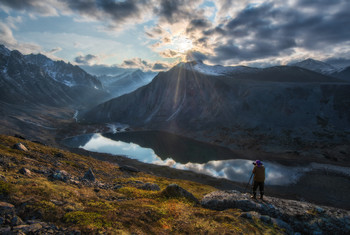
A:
251 160 265 200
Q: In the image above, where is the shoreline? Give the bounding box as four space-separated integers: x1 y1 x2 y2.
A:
64 145 350 210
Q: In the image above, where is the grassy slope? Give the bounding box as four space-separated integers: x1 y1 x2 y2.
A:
0 135 283 234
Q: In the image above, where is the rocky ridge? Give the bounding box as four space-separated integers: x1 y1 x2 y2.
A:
202 190 350 235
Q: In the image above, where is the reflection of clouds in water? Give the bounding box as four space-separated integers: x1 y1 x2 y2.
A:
80 134 310 185
81 134 159 164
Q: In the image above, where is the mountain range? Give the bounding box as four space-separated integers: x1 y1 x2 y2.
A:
291 58 350 81
1 44 350 148
80 60 350 148
0 45 108 108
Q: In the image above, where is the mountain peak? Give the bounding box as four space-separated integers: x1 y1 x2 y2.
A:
0 44 11 56
291 58 336 74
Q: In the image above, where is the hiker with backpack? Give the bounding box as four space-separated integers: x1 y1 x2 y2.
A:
251 160 265 200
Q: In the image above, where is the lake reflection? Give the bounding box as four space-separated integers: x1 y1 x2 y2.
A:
78 133 309 185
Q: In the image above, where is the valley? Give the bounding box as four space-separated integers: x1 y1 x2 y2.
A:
1 45 350 233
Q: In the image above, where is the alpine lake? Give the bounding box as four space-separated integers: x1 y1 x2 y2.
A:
62 130 318 186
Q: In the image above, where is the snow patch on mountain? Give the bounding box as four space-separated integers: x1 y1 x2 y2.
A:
179 61 259 76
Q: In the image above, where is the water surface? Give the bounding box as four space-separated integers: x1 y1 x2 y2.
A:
63 132 314 185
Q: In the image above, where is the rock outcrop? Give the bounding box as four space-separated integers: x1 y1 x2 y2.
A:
161 184 199 204
0 201 79 234
12 143 28 152
83 168 96 182
201 190 350 234
18 167 31 176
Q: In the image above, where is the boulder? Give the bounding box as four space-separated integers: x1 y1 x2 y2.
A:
51 170 70 182
201 190 262 212
12 143 28 152
139 183 160 191
18 167 31 176
161 184 199 204
0 202 15 217
119 165 140 173
83 168 95 182
13 223 43 233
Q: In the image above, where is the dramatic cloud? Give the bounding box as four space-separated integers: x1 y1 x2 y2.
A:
49 47 62 54
0 19 40 54
186 51 208 62
155 0 199 24
152 62 170 71
64 0 152 28
1 0 350 68
74 54 98 65
121 57 171 71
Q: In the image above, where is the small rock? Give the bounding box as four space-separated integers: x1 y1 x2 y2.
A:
139 183 160 191
12 143 28 152
272 218 293 233
13 223 43 234
18 167 31 176
161 184 199 204
54 152 65 158
83 168 95 182
113 184 122 190
120 165 140 173
26 219 42 225
260 215 272 224
50 200 65 206
315 206 325 214
0 174 7 181
11 215 24 226
240 212 253 220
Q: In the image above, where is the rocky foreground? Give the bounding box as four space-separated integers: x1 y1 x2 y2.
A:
202 191 350 235
0 134 349 234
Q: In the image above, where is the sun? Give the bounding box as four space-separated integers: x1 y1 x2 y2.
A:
172 35 193 53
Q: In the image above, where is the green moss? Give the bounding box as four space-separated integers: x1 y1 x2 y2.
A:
0 180 13 196
62 160 80 169
118 186 160 199
26 200 63 221
63 211 114 229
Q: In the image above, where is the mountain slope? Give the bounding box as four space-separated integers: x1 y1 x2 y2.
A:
98 69 157 97
0 45 108 107
80 62 350 146
0 134 287 234
25 53 103 89
331 66 350 82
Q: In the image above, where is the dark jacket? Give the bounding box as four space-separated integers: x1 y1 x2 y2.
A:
253 165 265 182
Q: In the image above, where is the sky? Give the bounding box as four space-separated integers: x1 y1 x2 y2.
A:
1 0 350 71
